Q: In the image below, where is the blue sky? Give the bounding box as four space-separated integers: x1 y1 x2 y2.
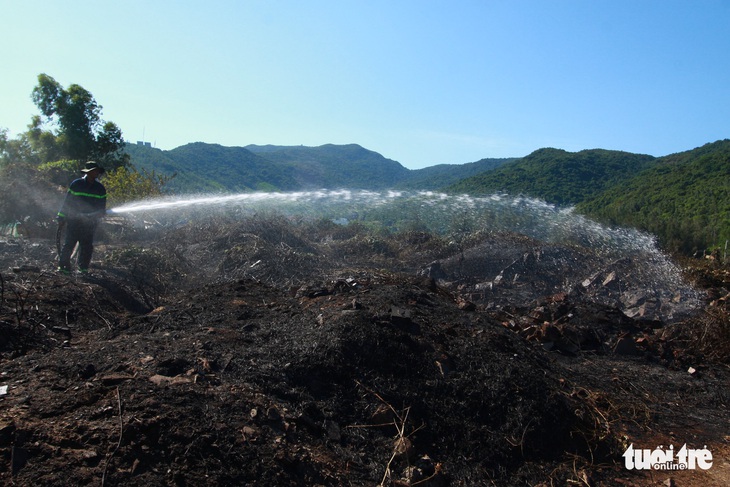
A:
2 0 729 169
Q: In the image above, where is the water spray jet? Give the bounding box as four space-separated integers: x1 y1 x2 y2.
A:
106 189 659 255
105 189 701 321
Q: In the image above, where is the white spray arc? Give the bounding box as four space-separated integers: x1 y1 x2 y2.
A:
109 189 388 213
109 189 657 255
107 189 700 320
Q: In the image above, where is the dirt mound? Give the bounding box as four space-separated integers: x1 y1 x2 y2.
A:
1 220 729 486
428 233 700 324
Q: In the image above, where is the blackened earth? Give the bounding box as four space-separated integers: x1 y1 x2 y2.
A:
1 218 729 486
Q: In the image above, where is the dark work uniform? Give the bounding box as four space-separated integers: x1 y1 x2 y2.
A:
57 175 107 272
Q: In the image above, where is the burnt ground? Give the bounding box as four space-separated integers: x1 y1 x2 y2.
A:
1 216 729 486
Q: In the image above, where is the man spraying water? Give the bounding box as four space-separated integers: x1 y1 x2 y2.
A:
57 161 107 275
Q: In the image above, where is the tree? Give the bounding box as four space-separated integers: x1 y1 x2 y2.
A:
103 165 173 205
29 73 128 169
0 128 34 166
93 121 129 168
26 116 63 163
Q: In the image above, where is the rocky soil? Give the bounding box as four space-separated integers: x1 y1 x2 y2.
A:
1 216 729 486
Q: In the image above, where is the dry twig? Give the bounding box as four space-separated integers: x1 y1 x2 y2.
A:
101 386 124 487
354 381 420 487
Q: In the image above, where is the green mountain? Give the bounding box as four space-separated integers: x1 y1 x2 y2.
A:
125 142 298 192
443 141 729 253
577 140 730 253
123 139 729 254
168 143 299 192
447 148 657 205
245 143 409 188
125 142 513 193
394 157 516 190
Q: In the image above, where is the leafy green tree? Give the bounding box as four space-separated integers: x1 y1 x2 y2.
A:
37 159 85 187
0 128 34 166
93 121 129 168
103 165 173 205
25 116 63 163
29 73 128 168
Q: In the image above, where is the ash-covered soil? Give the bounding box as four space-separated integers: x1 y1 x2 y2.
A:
1 217 729 486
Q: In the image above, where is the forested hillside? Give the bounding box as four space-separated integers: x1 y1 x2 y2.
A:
447 148 656 205
578 140 730 254
125 142 511 193
393 157 515 190
125 143 299 192
443 141 729 254
246 144 409 188
121 140 729 255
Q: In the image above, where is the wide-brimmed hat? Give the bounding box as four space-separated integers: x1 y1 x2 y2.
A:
81 161 105 174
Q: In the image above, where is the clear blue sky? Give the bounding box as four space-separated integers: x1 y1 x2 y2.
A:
2 0 729 169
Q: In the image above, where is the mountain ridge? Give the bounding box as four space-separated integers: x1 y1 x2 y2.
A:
123 139 730 253
124 142 515 193
447 147 657 205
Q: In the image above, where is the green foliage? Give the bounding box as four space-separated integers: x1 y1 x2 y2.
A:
394 158 516 190
27 73 127 168
0 129 36 167
248 143 410 189
439 142 729 255
171 142 298 192
448 148 656 205
25 116 65 164
255 181 279 191
126 142 504 194
37 159 82 186
103 165 173 206
93 121 130 169
578 140 730 254
125 142 297 193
